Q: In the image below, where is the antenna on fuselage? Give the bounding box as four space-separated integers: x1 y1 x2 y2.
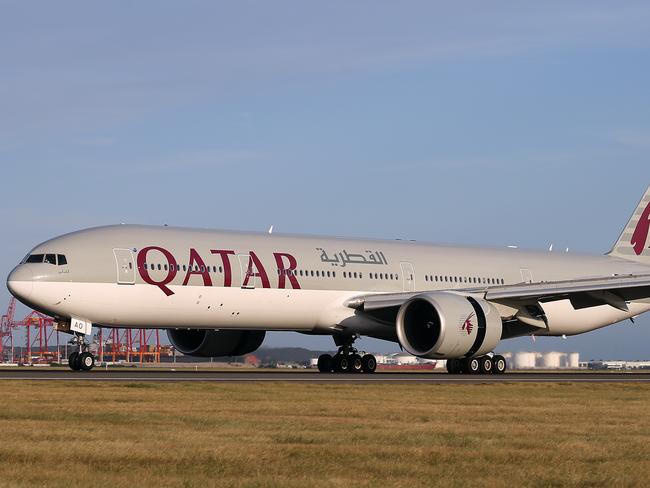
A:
268 225 274 234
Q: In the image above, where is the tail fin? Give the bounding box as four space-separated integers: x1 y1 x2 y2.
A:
609 185 650 262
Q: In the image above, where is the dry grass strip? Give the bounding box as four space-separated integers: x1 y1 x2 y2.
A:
0 381 648 487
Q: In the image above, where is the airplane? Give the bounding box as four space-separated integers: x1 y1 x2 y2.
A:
6 186 650 373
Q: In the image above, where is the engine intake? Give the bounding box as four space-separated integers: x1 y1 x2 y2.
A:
396 292 502 359
167 329 265 357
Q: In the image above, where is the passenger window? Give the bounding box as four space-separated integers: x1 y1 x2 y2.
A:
57 254 67 265
157 264 161 271
390 274 394 280
343 272 347 278
332 271 336 278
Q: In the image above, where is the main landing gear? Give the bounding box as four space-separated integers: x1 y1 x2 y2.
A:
446 355 507 375
317 336 377 374
67 334 96 371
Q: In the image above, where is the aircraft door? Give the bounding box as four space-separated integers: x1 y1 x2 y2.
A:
113 249 135 284
520 269 533 283
400 262 415 292
238 254 256 289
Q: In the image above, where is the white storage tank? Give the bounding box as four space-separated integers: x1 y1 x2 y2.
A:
542 351 563 369
514 352 536 369
568 352 580 369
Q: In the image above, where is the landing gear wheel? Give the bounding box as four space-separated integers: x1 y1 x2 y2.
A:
479 356 493 374
465 357 481 374
79 352 95 371
317 354 333 373
492 355 507 374
350 354 363 373
361 354 377 374
446 358 462 374
68 352 80 371
334 354 351 373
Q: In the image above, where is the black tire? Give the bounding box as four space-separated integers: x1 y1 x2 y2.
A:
479 356 493 374
68 352 80 371
334 354 351 373
361 354 377 374
492 355 507 374
79 352 95 371
465 357 481 374
317 354 333 373
446 358 461 374
350 354 363 373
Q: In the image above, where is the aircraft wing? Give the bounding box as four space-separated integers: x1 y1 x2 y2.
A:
347 273 650 327
484 273 650 305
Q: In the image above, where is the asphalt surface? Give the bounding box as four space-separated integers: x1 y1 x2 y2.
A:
1 369 649 383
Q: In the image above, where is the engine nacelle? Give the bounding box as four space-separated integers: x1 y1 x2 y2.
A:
167 329 265 357
396 292 502 359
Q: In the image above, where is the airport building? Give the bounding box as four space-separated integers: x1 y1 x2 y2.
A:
585 360 650 370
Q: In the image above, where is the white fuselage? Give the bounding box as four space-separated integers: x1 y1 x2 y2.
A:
7 225 650 342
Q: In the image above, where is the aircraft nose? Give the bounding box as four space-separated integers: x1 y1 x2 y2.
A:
6 266 34 301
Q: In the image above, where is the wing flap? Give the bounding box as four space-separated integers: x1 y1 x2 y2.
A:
484 274 650 301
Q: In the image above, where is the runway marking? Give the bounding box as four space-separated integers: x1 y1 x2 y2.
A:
1 374 650 383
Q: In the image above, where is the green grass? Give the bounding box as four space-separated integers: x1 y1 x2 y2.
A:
0 381 648 487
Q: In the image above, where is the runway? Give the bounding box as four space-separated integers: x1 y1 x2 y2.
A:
1 369 650 383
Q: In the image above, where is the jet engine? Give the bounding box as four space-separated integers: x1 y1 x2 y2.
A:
167 329 265 357
395 292 502 359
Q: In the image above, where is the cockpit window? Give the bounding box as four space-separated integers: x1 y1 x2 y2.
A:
23 253 68 265
25 254 45 263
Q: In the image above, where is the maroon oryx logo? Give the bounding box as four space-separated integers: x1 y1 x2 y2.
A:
631 200 650 256
462 313 475 335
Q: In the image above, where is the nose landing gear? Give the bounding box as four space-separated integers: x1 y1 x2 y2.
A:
67 334 96 371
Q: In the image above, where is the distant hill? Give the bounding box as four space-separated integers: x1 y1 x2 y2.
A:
169 347 336 364
253 347 336 364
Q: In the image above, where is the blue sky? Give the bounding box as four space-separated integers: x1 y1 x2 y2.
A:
2 1 650 359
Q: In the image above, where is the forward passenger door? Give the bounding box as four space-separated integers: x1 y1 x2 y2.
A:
113 249 135 284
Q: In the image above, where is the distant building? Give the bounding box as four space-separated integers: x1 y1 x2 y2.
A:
586 360 650 370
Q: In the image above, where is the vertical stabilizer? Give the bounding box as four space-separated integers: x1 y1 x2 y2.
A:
609 185 650 262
